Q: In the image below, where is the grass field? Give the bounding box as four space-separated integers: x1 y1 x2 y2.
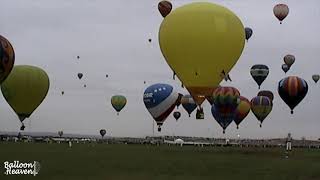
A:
1 142 320 180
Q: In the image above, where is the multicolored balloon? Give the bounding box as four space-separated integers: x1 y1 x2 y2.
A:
100 129 106 138
211 87 240 134
143 83 179 131
111 95 127 115
312 74 319 83
159 2 245 105
257 90 274 101
234 96 251 129
278 76 308 114
245 27 253 41
181 94 197 117
158 1 172 18
251 96 273 127
282 64 290 73
173 111 181 121
250 64 269 89
273 4 289 24
284 54 295 67
1 65 50 130
0 35 15 84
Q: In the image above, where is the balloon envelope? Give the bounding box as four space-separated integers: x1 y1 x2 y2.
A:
211 87 240 133
159 2 245 105
181 95 197 117
143 83 179 130
312 74 319 83
234 96 251 129
100 129 106 137
158 1 172 18
273 4 289 24
244 27 253 41
257 90 274 101
77 73 83 79
284 54 295 67
0 35 15 84
250 64 269 89
251 96 272 127
282 64 290 73
1 65 50 122
111 95 127 114
173 111 181 121
278 76 308 114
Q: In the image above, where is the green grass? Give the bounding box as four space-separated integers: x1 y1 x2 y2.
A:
1 142 320 180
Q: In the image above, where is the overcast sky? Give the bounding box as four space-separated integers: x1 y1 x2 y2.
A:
0 0 319 139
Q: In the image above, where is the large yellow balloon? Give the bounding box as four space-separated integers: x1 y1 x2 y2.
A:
159 2 245 105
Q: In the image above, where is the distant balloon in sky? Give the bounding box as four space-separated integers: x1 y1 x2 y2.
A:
181 94 197 117
143 83 179 132
77 73 83 79
100 129 106 138
158 1 172 18
58 131 63 137
173 111 181 121
61 91 64 95
111 95 127 115
273 4 289 24
106 74 108 78
0 35 15 84
211 87 240 134
250 64 269 89
234 96 251 129
1 65 50 130
244 27 253 41
312 74 320 83
278 76 308 114
148 39 152 43
83 84 86 88
282 64 290 73
159 2 245 106
257 90 274 101
251 96 273 127
77 56 80 59
284 54 295 67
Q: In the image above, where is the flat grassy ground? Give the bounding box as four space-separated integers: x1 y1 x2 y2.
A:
0 142 320 180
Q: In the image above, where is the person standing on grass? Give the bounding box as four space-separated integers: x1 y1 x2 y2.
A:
69 140 72 148
286 133 292 151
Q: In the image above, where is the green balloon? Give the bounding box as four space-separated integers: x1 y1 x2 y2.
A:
111 95 127 115
1 65 50 122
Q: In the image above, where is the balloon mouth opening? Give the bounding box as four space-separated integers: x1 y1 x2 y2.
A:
260 124 262 128
236 126 239 129
18 114 30 122
290 110 293 114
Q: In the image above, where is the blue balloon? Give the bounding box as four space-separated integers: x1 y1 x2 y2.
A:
211 104 235 134
181 95 197 117
143 83 179 131
245 27 253 41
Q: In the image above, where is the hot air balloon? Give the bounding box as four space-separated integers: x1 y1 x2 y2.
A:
158 1 172 18
143 83 179 132
284 54 295 67
251 96 273 127
312 74 319 83
250 64 269 89
211 87 240 134
111 95 127 115
1 65 50 130
234 96 251 129
278 76 308 114
83 84 86 88
181 95 197 117
148 39 152 43
61 91 64 95
245 27 253 41
257 90 274 101
58 131 63 137
0 35 15 83
106 74 108 78
273 4 289 24
282 64 290 73
77 56 80 59
173 111 181 121
100 129 106 138
159 2 245 106
77 73 83 79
